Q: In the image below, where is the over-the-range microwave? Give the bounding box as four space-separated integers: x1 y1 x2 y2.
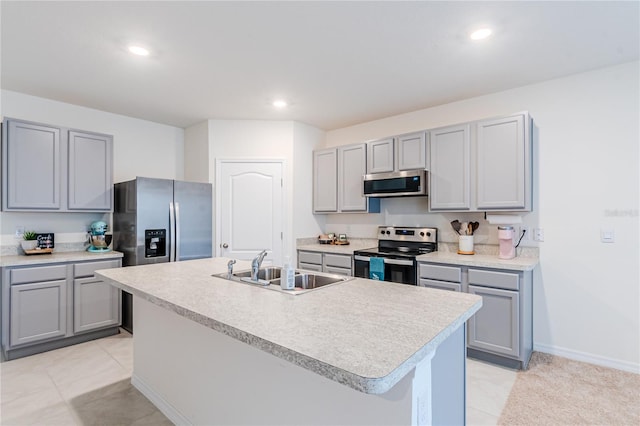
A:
363 169 428 198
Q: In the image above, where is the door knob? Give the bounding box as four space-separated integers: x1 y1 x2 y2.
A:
221 243 229 249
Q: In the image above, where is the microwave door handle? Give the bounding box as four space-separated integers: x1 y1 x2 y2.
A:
383 258 414 266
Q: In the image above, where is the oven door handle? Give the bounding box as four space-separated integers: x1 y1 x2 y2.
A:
354 255 414 266
383 258 414 266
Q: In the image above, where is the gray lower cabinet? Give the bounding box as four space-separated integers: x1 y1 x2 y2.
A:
298 250 352 276
418 261 533 369
1 258 122 360
73 260 121 333
467 285 520 357
1 117 114 212
10 278 67 347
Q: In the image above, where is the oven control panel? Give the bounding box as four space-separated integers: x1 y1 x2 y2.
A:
377 226 437 243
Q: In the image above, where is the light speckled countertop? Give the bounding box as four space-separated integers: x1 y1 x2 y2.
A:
0 250 123 267
416 251 538 271
96 257 481 394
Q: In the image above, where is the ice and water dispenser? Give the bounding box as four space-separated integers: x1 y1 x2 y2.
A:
145 229 166 258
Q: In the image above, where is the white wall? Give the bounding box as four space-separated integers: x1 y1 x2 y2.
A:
0 90 185 244
323 61 640 372
184 120 209 183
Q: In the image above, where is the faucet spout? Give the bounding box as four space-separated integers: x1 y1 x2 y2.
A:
251 249 268 281
227 259 236 277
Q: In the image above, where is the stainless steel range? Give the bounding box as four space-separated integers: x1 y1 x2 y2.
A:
353 226 438 285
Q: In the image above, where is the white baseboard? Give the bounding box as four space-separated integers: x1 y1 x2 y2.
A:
132 373 192 425
534 343 639 374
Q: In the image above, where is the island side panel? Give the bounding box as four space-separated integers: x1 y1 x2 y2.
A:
132 296 415 425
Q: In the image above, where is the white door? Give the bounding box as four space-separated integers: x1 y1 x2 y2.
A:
216 160 284 265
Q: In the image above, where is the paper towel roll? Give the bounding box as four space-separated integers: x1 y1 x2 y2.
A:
485 214 523 225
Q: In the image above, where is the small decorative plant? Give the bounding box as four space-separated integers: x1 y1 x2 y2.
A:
21 231 39 252
23 231 37 241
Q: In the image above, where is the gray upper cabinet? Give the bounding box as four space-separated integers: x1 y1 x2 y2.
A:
68 131 113 210
429 124 471 210
366 137 394 174
2 118 113 212
313 144 379 214
313 148 338 213
397 131 428 171
476 114 530 210
429 112 532 212
3 120 62 210
338 144 367 212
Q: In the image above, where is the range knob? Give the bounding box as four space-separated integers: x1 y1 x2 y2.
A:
380 230 385 235
420 231 425 237
426 232 431 237
386 230 391 235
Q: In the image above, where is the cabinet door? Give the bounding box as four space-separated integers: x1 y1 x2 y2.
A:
476 114 528 210
338 144 367 212
68 131 113 210
429 124 471 210
313 149 337 212
74 276 120 333
366 138 394 173
467 285 520 357
4 120 61 210
397 132 427 171
10 280 67 347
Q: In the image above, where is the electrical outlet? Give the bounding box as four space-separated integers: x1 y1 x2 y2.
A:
533 228 544 242
15 226 25 239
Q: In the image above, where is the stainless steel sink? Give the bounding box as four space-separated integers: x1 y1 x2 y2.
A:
212 267 353 294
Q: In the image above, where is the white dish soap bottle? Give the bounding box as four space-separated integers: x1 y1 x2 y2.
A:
281 256 295 290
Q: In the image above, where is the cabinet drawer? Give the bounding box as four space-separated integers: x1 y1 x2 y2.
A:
323 254 352 269
419 279 461 292
298 251 323 265
10 265 67 284
324 265 351 277
469 269 519 291
419 263 462 283
298 262 323 272
74 260 121 278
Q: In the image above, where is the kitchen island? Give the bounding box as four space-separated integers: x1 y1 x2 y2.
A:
96 257 482 425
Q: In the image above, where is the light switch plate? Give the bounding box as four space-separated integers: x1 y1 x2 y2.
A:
601 229 615 243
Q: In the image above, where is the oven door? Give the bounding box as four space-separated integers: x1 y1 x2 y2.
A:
354 255 416 285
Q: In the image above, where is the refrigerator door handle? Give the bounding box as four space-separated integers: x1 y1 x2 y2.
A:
169 202 176 262
175 202 181 262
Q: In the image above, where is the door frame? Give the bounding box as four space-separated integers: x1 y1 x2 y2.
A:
214 158 288 262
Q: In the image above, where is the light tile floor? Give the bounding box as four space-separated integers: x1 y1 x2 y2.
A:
1 330 516 425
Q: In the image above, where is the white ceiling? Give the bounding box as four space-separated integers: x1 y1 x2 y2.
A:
2 1 638 130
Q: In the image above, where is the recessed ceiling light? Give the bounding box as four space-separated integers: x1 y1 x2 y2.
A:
272 99 288 108
470 28 492 41
128 45 150 56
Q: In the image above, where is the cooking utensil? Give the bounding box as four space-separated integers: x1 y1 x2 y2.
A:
450 220 462 235
459 222 467 235
471 222 479 235
468 222 473 236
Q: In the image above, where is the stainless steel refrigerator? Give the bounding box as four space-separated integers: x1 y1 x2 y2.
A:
113 177 212 333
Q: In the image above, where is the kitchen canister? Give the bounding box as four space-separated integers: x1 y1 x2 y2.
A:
498 226 516 259
458 235 474 255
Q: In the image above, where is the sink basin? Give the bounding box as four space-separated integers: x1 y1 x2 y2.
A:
231 267 283 281
213 267 353 294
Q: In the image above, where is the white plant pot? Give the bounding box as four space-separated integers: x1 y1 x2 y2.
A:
21 240 38 251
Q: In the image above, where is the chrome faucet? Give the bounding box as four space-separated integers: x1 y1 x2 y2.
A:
227 259 236 277
251 249 268 281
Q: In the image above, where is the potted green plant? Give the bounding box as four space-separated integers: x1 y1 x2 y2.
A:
21 231 38 251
